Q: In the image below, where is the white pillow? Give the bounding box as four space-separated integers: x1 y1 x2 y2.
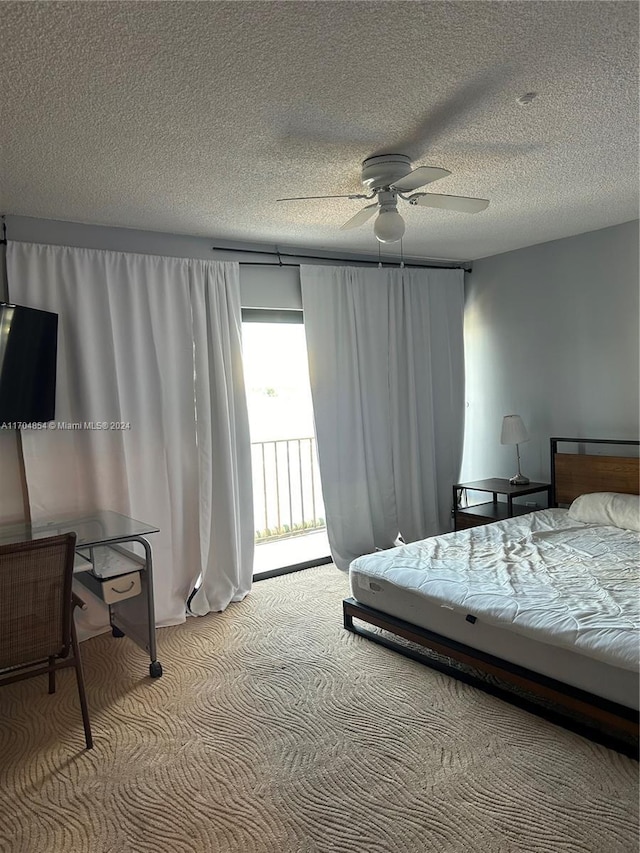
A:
568 492 640 531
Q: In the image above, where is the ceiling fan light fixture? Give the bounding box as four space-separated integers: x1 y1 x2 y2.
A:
275 154 489 239
374 208 405 243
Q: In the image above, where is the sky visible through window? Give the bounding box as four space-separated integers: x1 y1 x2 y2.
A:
242 322 315 443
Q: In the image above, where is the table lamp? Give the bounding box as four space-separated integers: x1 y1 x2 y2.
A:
500 414 530 485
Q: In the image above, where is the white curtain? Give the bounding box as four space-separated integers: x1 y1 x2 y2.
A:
300 264 465 570
188 262 254 615
6 242 253 627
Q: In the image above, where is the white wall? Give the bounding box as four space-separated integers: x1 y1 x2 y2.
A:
460 220 639 487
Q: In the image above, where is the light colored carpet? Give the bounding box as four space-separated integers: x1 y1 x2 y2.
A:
0 565 637 853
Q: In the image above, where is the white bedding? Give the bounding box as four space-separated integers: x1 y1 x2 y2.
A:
349 508 640 673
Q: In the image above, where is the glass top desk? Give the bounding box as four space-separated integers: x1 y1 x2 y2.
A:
0 510 163 678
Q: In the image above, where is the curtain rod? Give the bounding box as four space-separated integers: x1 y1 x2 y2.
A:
211 244 471 272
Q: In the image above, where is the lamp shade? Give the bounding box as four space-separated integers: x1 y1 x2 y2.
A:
500 414 529 445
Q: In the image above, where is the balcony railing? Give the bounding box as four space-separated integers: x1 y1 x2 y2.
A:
251 437 326 543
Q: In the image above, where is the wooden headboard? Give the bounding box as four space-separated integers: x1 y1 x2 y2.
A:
550 437 640 506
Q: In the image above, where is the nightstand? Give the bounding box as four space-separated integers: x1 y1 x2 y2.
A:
452 478 552 531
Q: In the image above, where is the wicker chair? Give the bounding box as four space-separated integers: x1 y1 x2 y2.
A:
0 532 93 749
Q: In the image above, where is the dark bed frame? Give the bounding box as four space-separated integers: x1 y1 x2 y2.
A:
343 437 640 758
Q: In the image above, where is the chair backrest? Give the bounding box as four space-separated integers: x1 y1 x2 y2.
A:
0 533 77 670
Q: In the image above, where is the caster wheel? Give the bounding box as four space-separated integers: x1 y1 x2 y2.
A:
149 661 163 678
112 626 125 638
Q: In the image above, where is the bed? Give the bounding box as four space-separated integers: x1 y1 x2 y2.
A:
343 437 640 756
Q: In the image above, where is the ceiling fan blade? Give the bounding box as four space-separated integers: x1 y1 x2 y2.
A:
276 194 367 202
340 203 378 230
391 167 451 192
412 193 490 213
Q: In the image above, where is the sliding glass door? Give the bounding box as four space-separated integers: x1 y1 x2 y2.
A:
242 310 330 578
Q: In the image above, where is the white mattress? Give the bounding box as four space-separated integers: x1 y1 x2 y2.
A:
349 509 640 708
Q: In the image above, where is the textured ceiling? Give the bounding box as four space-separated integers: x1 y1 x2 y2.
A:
1 1 638 261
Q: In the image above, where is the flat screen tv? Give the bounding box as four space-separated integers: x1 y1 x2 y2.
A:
0 303 58 425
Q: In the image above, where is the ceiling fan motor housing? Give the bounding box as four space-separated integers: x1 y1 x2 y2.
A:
361 154 412 190
377 189 399 212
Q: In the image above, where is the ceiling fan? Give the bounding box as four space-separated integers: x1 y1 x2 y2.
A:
276 154 489 243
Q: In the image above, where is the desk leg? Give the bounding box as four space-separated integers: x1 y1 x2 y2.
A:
109 536 163 678
138 536 162 678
